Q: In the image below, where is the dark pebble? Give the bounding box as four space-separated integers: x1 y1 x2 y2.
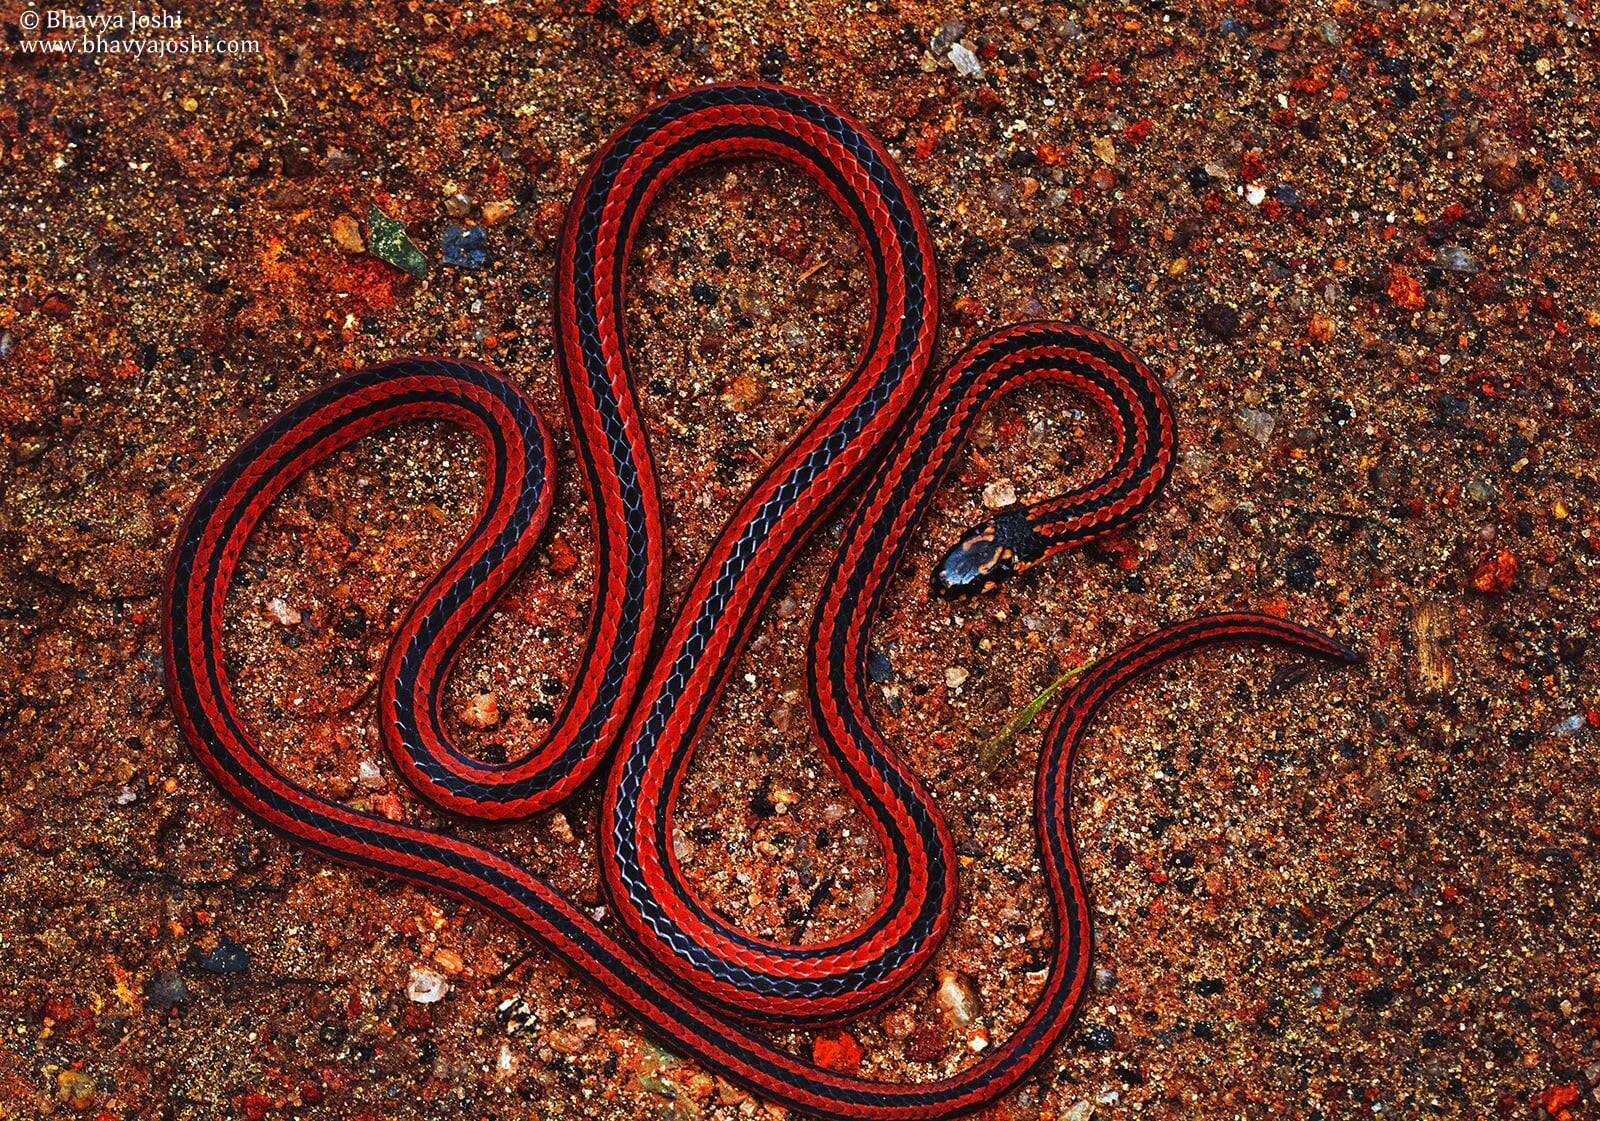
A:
1079 1024 1116 1051
867 648 893 683
1285 544 1320 591
1434 395 1473 425
193 935 250 975
1361 983 1397 1010
759 44 787 82
146 970 190 1008
334 605 367 639
1198 301 1241 340
441 225 490 270
280 146 318 179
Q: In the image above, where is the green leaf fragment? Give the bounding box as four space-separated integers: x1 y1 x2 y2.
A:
974 655 1099 774
366 205 428 278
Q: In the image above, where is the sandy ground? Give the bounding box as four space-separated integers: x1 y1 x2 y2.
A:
1 2 1597 1119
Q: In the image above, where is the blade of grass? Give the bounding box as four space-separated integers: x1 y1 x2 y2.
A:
975 655 1098 774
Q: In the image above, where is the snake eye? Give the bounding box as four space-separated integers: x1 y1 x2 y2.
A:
932 531 1015 597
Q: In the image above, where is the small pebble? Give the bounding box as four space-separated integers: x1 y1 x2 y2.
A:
460 693 500 729
194 936 250 975
408 965 448 1003
146 970 190 1008
948 43 982 76
367 206 429 278
1435 245 1479 273
1469 549 1516 596
1484 157 1521 194
1236 407 1276 445
441 225 490 270
1199 301 1241 341
930 20 964 52
357 758 385 789
1285 544 1320 591
547 811 575 843
812 1029 864 1072
263 597 302 626
866 648 893 684
945 666 969 690
723 375 765 412
982 479 1017 508
330 215 364 253
935 970 982 1028
57 1070 96 1108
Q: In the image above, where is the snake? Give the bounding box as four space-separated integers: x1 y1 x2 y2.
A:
163 84 1356 1118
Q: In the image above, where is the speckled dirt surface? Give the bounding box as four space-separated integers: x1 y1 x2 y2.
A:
2 3 1598 1119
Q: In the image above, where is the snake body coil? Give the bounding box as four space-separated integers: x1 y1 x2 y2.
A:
164 84 1354 1118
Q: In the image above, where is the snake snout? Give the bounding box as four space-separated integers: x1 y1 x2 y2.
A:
932 527 1016 597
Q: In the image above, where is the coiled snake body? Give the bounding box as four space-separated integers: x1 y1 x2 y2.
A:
164 84 1354 1118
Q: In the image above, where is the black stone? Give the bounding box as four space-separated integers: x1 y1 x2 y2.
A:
1198 301 1241 340
193 936 250 975
866 648 893 683
146 970 190 1008
1285 544 1320 591
1361 983 1397 1010
1080 1024 1115 1051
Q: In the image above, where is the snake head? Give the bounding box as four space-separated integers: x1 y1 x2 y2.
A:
932 507 1043 597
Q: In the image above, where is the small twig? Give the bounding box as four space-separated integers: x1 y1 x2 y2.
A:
974 656 1099 775
1310 882 1398 964
263 50 291 116
492 946 538 984
787 874 836 945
